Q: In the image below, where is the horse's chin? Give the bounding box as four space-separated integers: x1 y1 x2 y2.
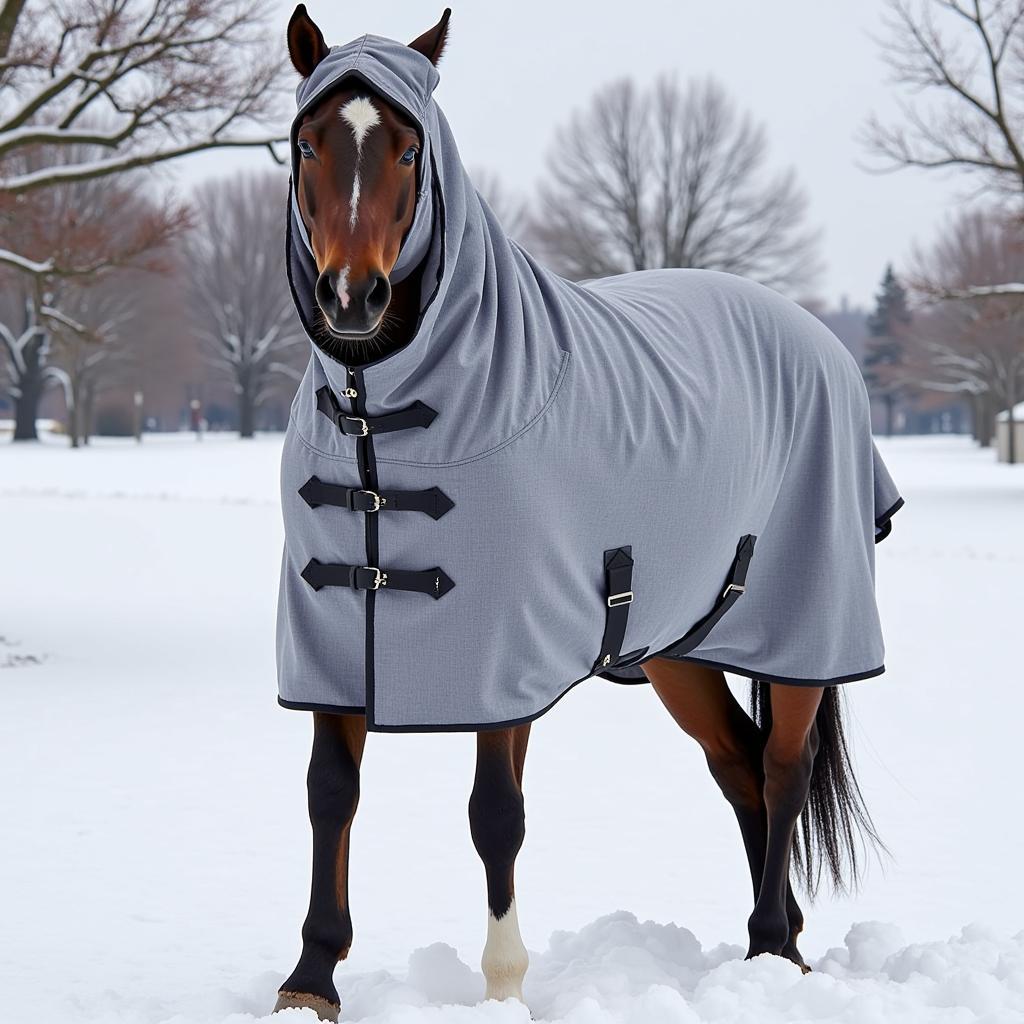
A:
315 321 386 366
326 323 382 344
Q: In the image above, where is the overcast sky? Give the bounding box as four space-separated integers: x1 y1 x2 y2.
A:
178 0 964 310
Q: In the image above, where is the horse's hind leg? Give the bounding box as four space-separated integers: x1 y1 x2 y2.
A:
469 724 531 1003
276 713 367 1022
747 683 822 965
641 658 808 966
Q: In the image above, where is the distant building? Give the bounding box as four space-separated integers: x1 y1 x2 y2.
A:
810 297 967 435
996 402 1024 463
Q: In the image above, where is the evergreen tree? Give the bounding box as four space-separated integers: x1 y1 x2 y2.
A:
864 264 911 437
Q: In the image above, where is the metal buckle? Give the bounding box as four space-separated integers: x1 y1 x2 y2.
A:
354 489 384 512
722 583 746 599
359 566 387 590
607 590 634 608
341 415 369 437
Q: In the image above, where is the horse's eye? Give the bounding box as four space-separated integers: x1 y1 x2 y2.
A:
399 146 418 166
297 139 315 159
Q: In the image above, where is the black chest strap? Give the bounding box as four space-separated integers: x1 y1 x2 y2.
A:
316 386 437 437
299 476 455 520
301 558 455 600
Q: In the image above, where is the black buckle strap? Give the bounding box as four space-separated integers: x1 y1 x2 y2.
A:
316 386 437 437
301 558 455 600
671 534 757 657
299 476 455 520
593 546 634 672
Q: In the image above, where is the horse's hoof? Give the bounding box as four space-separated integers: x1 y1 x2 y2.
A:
274 990 341 1022
781 941 811 974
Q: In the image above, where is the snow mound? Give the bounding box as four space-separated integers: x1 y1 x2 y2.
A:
46 913 1024 1024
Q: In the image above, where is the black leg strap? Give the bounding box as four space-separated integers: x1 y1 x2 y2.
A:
301 558 455 600
593 546 634 671
316 386 437 436
670 534 757 657
299 476 455 520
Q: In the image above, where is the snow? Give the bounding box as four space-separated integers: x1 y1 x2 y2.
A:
996 401 1024 421
2 433 1023 1023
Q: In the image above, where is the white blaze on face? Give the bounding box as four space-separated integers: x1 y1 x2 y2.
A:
336 263 350 311
339 96 381 231
481 898 529 1003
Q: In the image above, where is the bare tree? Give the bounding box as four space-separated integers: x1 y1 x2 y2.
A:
866 0 1024 207
47 269 150 447
184 171 305 439
0 0 287 277
531 76 821 292
473 168 529 241
0 149 185 439
904 209 1024 458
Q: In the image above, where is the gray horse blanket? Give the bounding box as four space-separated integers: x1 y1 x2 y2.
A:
277 34 903 731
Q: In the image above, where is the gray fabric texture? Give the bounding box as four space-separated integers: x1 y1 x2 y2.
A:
276 34 903 730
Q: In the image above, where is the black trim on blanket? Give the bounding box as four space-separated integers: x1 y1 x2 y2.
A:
874 496 904 545
279 697 368 715
348 366 380 730
668 656 886 687
279 657 888 731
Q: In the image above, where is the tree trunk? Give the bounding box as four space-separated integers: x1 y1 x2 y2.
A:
82 384 94 445
238 385 256 439
12 351 44 441
883 394 894 438
1007 391 1018 466
68 376 81 448
978 392 994 448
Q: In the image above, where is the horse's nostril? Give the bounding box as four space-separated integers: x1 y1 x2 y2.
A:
315 270 340 321
366 274 391 317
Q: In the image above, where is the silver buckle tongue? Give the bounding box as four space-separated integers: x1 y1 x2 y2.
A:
722 582 746 599
343 415 369 437
360 566 387 590
356 489 384 512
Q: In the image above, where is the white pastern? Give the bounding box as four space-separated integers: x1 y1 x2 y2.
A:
337 264 350 311
481 898 529 1003
339 97 381 231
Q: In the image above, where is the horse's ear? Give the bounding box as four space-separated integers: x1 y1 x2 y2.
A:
408 9 451 66
288 4 330 78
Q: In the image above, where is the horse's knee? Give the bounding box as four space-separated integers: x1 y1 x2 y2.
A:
705 744 763 812
306 743 359 827
469 773 525 868
762 740 814 813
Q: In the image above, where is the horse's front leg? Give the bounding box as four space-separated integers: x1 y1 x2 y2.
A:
275 712 367 1022
747 684 822 964
469 724 531 1004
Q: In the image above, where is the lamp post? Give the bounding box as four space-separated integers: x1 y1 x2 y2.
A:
133 391 144 444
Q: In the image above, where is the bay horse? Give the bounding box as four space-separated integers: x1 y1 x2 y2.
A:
273 7 894 1020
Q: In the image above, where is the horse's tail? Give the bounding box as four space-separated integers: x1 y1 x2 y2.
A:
749 681 886 898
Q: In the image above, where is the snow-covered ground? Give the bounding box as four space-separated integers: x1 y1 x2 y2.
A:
2 433 1022 1023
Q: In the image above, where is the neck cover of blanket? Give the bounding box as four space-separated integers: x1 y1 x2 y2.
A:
276 34 904 731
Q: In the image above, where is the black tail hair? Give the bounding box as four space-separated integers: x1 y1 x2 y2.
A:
750 681 887 898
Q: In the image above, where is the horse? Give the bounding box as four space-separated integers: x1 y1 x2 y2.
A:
272 7 898 1020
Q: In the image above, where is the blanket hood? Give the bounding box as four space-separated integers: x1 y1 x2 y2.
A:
286 34 569 464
